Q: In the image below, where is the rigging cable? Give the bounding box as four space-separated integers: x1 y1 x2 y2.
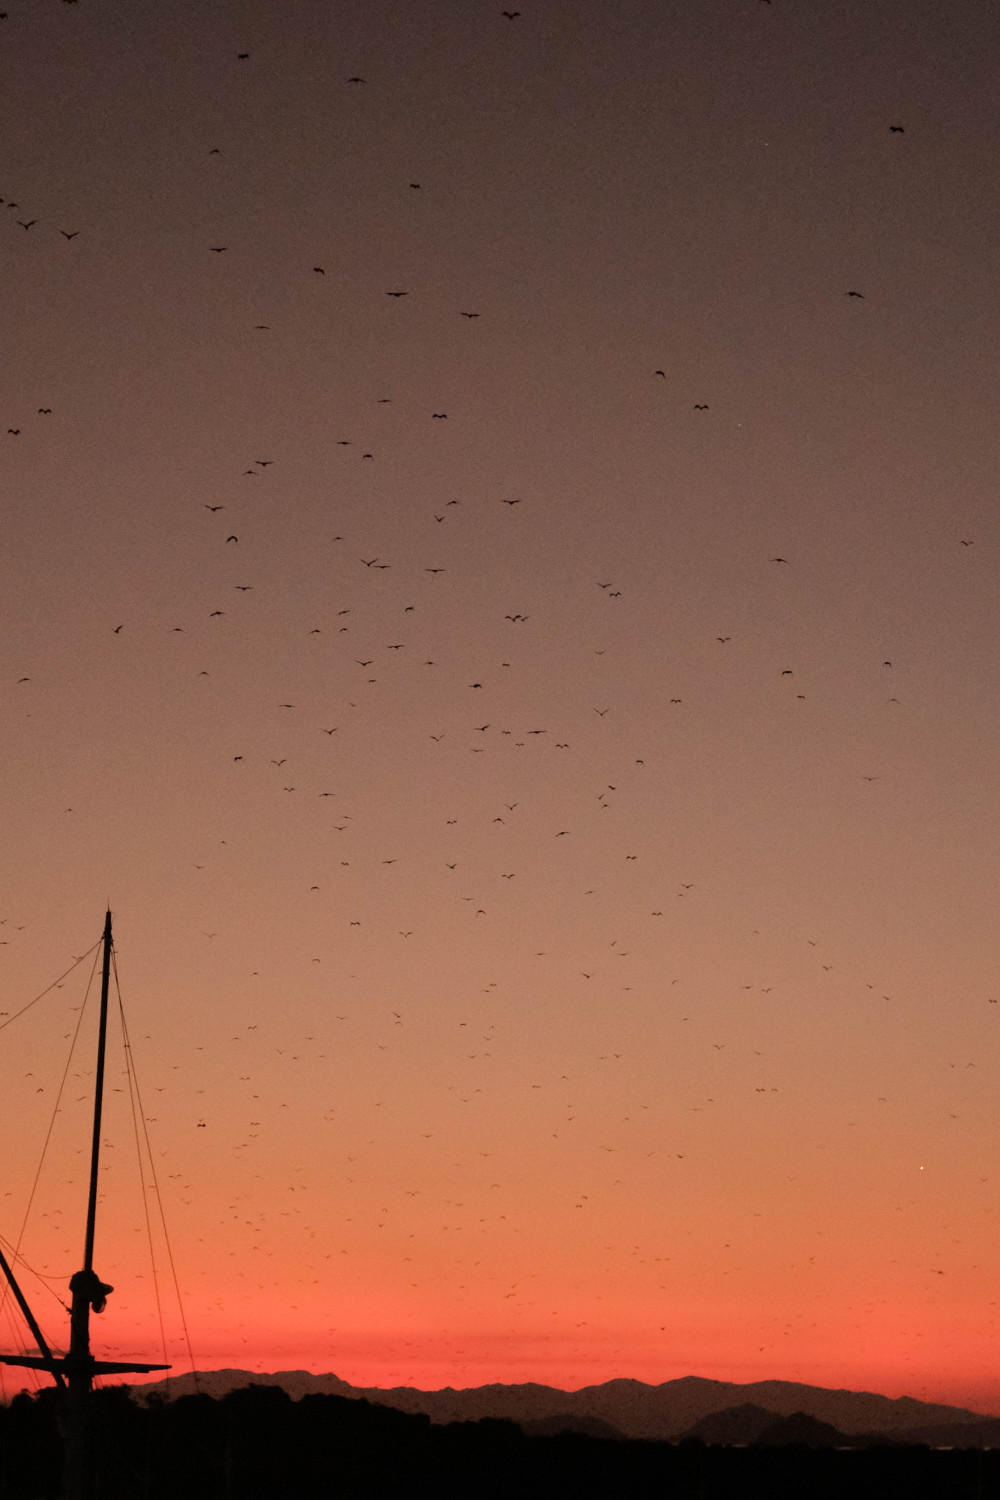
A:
0 1232 72 1399
116 975 168 1368
0 937 102 1035
0 936 102 1393
0 944 100 1340
0 1233 75 1309
113 950 200 1392
7 944 100 1272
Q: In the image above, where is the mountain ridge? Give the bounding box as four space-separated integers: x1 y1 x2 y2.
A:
134 1369 991 1442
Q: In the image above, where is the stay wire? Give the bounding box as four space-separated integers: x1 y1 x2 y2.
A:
0 944 100 1342
0 1234 70 1397
0 937 102 1387
0 938 102 1034
0 1231 72 1307
0 1297 42 1398
112 950 200 1391
114 971 168 1368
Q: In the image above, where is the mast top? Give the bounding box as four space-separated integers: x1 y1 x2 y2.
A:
82 913 113 1277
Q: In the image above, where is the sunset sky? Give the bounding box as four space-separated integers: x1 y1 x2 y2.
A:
3 0 1000 1415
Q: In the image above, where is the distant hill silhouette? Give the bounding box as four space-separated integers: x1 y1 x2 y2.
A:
680 1402 786 1445
518 1413 626 1440
892 1417 1000 1448
136 1370 991 1443
5 1383 1000 1498
755 1411 848 1447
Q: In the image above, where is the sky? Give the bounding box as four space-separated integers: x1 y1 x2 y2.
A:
3 0 1000 1413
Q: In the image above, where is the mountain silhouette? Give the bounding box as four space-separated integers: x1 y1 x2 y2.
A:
891 1417 1000 1448
136 1370 990 1443
680 1402 785 1445
754 1411 847 1447
519 1413 626 1440
7 1382 1000 1498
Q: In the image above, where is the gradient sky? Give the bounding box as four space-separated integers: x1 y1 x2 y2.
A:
3 0 1000 1413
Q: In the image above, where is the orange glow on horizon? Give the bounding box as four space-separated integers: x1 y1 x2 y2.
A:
3 0 1000 1427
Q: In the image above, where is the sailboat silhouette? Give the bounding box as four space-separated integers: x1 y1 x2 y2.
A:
0 912 170 1498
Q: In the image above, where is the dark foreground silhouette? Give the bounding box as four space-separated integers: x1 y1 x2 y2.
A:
1 1383 998 1499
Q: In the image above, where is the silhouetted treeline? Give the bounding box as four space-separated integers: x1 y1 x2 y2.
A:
1 1383 998 1499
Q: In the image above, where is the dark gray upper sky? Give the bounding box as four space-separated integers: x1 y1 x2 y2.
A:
3 0 1000 1405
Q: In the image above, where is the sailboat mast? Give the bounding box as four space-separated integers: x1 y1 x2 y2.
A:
82 909 112 1275
0 909 171 1500
65 909 115 1500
